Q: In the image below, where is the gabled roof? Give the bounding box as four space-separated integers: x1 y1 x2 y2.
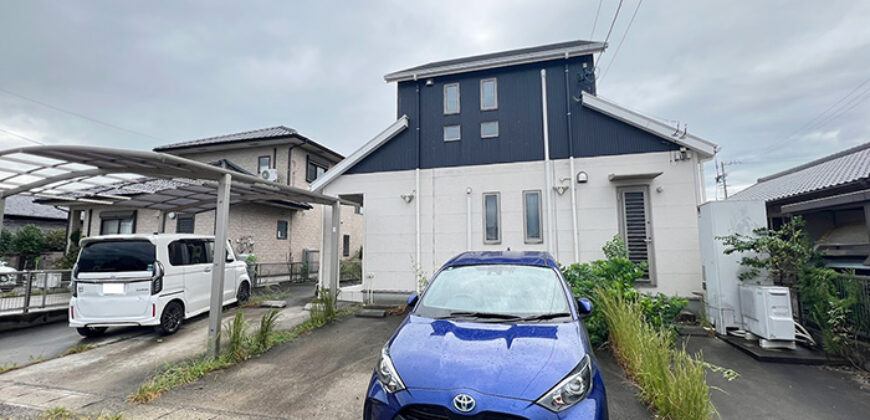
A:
4 195 67 220
730 141 870 202
310 116 409 192
384 40 606 82
581 91 717 158
154 126 344 162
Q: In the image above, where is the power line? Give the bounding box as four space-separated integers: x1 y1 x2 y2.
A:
599 0 644 81
760 75 870 154
594 0 624 77
0 87 165 141
0 127 45 145
590 0 604 38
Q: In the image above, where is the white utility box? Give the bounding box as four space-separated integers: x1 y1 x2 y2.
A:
739 284 796 349
698 200 768 334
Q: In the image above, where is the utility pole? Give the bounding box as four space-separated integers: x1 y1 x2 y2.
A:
715 160 741 200
720 161 728 199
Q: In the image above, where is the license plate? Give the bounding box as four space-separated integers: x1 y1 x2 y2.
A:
102 283 125 295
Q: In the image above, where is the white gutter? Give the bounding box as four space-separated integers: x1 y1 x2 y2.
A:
466 187 472 250
569 157 579 262
415 168 421 293
540 69 555 255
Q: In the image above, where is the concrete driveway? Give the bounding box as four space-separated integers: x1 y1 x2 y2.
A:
0 284 316 418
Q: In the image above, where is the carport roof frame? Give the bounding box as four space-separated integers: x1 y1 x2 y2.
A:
0 145 347 212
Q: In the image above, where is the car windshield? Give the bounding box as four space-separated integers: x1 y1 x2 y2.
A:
78 240 156 273
415 264 571 320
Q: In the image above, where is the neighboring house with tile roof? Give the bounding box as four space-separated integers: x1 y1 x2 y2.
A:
2 195 68 232
731 141 870 273
55 128 362 266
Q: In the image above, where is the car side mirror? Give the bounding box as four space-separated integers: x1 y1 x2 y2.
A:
407 292 419 307
577 297 593 317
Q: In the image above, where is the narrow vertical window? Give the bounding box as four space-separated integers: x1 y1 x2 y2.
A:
342 234 350 257
483 193 501 244
443 125 461 142
277 220 288 240
444 83 460 114
258 156 271 174
523 190 543 244
480 121 499 138
480 78 497 110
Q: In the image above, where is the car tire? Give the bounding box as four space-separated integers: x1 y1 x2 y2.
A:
76 326 108 338
237 281 250 303
155 301 184 335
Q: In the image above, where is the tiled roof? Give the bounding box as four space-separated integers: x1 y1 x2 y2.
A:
4 195 67 220
384 40 606 82
154 126 297 151
730 142 870 202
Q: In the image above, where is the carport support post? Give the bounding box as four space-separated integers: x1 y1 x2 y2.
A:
0 197 5 241
329 200 341 297
207 174 232 359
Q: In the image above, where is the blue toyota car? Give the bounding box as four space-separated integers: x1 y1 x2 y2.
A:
364 251 608 420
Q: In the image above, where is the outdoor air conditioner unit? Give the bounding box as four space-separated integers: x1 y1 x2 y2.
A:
260 168 278 182
739 284 796 349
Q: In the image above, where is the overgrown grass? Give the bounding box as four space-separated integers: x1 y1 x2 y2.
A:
0 363 17 374
129 296 355 404
39 407 122 420
62 343 95 356
597 287 715 420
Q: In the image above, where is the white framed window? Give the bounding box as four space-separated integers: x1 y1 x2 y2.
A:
483 192 501 244
277 220 288 240
481 121 499 138
443 125 461 142
480 78 497 110
523 190 543 244
444 83 460 114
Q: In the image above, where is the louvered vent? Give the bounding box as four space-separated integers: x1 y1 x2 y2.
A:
622 191 650 279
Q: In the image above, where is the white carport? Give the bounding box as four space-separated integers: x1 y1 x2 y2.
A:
0 145 348 357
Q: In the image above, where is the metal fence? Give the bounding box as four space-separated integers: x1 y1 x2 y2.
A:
249 261 318 288
0 269 72 316
792 275 870 341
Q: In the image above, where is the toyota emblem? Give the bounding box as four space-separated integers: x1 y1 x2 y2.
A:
452 393 476 413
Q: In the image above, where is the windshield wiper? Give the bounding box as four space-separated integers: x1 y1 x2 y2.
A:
438 311 521 320
519 312 572 322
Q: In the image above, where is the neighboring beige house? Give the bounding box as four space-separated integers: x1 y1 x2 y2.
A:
59 126 363 265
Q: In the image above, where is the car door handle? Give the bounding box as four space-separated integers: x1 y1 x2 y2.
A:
204 267 212 273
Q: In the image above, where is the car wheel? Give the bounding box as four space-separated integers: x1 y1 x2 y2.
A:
237 282 250 303
156 301 184 335
76 326 108 338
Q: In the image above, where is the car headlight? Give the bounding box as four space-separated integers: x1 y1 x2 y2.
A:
376 344 406 393
536 354 593 412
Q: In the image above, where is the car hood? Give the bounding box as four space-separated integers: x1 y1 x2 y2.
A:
388 315 590 401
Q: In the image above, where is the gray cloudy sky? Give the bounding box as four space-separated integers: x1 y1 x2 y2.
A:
1 1 869 197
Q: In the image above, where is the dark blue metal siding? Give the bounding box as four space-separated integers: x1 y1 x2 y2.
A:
574 107 680 156
345 54 677 175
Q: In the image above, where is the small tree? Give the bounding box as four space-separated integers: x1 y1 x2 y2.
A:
719 216 813 285
10 225 46 269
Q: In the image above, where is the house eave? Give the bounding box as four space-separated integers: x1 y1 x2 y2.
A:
384 43 606 83
581 91 717 158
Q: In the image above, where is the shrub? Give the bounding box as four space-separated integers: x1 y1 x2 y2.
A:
45 229 67 252
254 310 281 352
562 236 687 346
719 216 812 285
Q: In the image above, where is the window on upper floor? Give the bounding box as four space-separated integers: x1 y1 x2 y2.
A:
444 83 460 114
277 220 288 240
480 78 497 110
258 156 271 175
443 125 461 142
306 156 328 183
481 121 499 139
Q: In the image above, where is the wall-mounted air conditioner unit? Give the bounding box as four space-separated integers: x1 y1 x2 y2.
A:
260 168 278 182
739 284 796 349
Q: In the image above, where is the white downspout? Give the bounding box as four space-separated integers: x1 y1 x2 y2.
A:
466 187 472 250
540 69 555 255
569 157 579 262
415 168 421 293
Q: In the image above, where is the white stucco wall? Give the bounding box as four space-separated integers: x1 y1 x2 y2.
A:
322 150 705 297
